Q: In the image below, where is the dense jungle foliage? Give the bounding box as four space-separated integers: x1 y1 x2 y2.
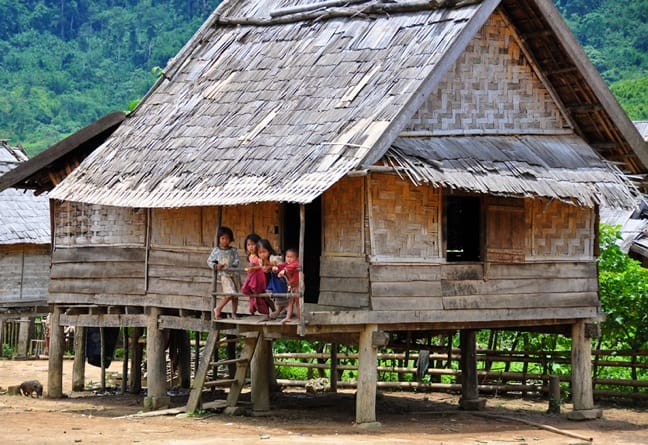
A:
0 0 647 155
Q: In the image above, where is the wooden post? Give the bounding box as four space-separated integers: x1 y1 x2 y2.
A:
330 342 338 393
121 328 129 393
568 320 602 420
194 332 201 377
177 330 191 389
72 326 86 392
298 204 305 335
100 327 106 391
47 306 65 398
459 329 486 410
16 317 32 358
144 307 169 410
251 338 271 412
130 327 143 393
356 324 379 426
547 375 561 414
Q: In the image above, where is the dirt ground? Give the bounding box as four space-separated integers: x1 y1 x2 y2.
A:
0 358 646 444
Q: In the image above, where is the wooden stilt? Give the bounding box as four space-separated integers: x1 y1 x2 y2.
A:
144 307 169 410
226 333 259 408
121 328 129 393
330 342 338 392
356 324 379 426
459 329 486 410
129 327 143 394
251 338 271 412
72 326 86 391
194 332 200 377
47 306 64 398
100 327 106 391
568 320 602 420
177 330 191 389
16 317 31 358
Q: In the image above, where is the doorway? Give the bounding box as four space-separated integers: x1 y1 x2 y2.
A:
282 199 321 303
446 195 481 262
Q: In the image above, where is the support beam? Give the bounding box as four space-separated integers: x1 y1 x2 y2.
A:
568 320 602 420
72 326 86 391
144 307 169 410
177 330 192 389
130 327 144 394
459 329 486 410
16 317 33 358
121 328 129 393
251 338 271 412
356 324 380 426
47 307 65 398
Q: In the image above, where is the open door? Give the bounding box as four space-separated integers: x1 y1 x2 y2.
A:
282 199 321 303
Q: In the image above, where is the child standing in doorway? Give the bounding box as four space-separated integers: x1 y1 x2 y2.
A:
274 248 300 323
242 237 278 319
207 226 241 319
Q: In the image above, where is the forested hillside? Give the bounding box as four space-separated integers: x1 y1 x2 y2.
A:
0 0 646 156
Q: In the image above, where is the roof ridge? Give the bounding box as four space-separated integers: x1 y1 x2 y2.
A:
214 0 483 26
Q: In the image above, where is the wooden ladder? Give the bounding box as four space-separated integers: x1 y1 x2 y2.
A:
186 328 260 414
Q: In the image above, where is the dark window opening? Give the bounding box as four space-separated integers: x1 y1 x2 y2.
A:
282 199 321 303
446 196 481 262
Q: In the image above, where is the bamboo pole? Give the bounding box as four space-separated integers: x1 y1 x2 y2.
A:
298 204 305 336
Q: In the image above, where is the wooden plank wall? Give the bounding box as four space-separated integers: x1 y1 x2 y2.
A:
0 244 50 305
49 202 283 312
319 257 369 309
49 246 146 302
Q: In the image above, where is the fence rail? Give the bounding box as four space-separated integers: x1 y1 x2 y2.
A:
274 348 648 400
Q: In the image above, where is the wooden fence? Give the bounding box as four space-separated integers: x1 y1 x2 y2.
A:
274 347 648 401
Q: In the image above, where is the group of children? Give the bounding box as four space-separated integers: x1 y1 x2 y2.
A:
207 227 300 323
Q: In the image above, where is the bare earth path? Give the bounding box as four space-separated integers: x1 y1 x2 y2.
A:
0 358 646 444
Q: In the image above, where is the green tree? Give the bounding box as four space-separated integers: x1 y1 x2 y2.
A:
597 223 648 351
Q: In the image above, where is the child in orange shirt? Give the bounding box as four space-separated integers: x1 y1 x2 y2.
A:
274 248 300 323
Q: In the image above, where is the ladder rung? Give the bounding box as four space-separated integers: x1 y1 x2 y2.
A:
204 379 238 387
210 358 249 367
217 337 240 344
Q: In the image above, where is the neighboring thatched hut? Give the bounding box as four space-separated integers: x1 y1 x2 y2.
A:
3 0 648 423
0 141 50 357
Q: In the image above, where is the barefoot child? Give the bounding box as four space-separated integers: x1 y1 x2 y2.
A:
207 227 240 319
241 235 273 319
274 248 300 323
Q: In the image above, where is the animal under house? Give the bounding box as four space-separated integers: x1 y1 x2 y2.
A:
2 0 648 424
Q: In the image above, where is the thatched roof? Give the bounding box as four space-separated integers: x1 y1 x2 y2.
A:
0 142 50 245
47 0 648 208
387 134 634 207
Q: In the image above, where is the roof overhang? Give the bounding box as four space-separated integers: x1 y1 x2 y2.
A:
384 134 640 208
0 111 126 195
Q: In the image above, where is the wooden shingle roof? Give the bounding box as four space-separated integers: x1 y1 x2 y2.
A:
0 142 50 245
47 0 648 208
388 134 635 208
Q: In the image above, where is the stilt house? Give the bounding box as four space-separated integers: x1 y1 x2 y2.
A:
6 0 648 423
0 141 50 356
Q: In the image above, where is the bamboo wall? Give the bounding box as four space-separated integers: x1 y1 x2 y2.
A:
319 175 599 323
0 244 50 305
49 201 281 313
404 10 568 136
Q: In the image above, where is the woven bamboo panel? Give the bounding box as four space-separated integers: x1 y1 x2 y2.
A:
322 176 364 255
220 203 281 252
151 207 203 247
404 11 567 134
528 199 594 258
369 174 440 258
151 203 281 252
54 201 146 247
